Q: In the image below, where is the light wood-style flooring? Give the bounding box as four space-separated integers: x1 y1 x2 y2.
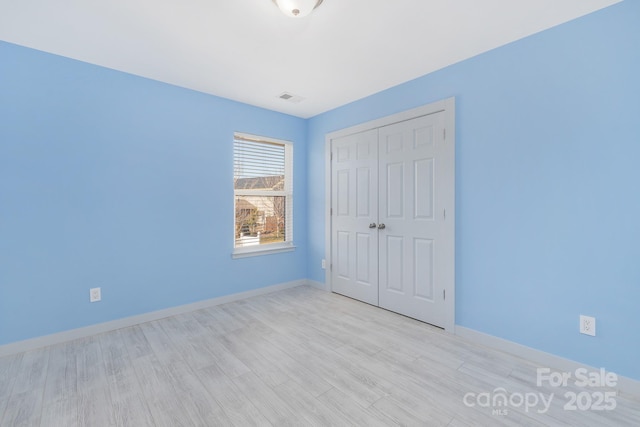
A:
1 286 638 426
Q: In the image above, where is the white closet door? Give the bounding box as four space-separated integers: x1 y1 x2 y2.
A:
331 129 379 306
378 111 452 327
328 100 455 330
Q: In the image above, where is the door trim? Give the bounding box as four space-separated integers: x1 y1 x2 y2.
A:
324 97 456 333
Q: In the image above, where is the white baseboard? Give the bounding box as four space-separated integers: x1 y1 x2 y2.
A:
455 326 640 399
307 279 329 291
0 279 306 358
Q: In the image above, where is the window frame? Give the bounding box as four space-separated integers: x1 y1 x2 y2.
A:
232 132 295 259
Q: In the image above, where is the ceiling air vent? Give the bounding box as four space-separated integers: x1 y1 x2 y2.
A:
278 92 305 103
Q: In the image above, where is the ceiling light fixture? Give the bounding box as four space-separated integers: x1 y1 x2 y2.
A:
273 0 323 18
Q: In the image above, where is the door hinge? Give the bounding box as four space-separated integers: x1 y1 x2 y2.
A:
443 208 446 220
443 129 446 140
443 289 446 300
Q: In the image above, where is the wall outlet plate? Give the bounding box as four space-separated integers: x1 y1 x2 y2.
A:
580 315 596 336
90 287 101 303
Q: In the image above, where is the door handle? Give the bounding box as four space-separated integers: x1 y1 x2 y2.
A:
369 223 377 229
377 223 386 230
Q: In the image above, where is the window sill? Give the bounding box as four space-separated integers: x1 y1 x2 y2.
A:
232 243 296 259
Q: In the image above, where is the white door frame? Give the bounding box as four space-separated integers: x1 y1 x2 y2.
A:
324 97 456 333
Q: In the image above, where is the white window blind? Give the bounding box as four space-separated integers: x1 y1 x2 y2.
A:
233 133 293 256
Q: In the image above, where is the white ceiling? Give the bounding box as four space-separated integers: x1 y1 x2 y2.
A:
0 0 620 118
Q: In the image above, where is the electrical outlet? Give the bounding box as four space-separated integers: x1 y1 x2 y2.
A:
321 259 326 269
580 315 596 336
90 287 101 303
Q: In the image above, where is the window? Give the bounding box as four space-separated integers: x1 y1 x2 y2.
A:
233 132 294 257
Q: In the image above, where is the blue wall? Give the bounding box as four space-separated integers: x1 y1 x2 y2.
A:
308 1 639 380
0 42 308 345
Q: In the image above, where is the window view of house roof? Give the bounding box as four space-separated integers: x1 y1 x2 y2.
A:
234 175 285 191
